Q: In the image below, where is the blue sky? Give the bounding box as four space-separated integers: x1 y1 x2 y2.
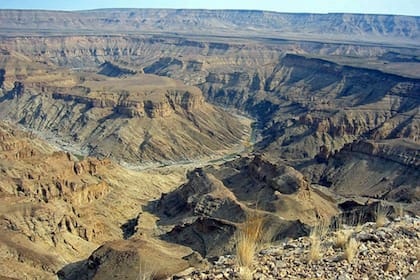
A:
1 0 419 16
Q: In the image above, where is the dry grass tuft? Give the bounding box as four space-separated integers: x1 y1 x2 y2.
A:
236 231 257 268
375 204 390 227
311 218 330 239
137 273 155 280
335 229 352 249
351 211 365 232
354 222 363 233
308 218 329 262
331 214 354 248
137 260 155 280
395 203 404 218
309 236 321 262
240 213 265 246
238 266 253 280
332 215 345 232
344 238 359 262
236 212 265 270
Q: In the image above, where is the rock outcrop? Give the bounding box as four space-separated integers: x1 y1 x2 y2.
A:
0 121 111 205
177 215 420 280
0 121 111 278
59 237 195 280
98 61 137 77
148 156 337 258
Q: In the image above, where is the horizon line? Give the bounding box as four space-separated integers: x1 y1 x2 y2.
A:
0 8 419 17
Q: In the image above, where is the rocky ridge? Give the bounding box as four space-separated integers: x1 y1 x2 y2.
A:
176 215 420 280
305 138 420 208
143 155 339 259
0 120 193 279
0 121 109 205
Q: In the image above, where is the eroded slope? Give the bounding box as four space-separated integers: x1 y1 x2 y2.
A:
0 121 191 279
0 55 247 164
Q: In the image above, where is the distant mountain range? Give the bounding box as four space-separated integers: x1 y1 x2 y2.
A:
0 9 419 44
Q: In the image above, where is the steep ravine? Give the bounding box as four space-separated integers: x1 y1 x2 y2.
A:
1 38 418 202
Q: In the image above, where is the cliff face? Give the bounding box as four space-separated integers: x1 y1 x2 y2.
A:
50 86 204 118
0 121 112 278
310 139 420 203
2 35 419 72
0 67 245 164
197 54 420 162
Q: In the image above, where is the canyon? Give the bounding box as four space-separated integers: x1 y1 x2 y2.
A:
0 9 419 279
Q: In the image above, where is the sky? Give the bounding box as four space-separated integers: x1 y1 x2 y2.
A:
0 0 419 16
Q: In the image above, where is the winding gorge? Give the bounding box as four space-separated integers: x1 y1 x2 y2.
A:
0 9 418 279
